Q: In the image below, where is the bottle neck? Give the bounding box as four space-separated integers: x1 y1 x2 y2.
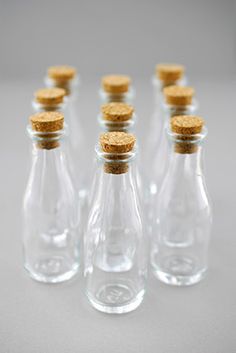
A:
95 145 137 175
163 101 198 120
27 125 67 151
44 77 79 99
32 100 67 113
152 76 187 92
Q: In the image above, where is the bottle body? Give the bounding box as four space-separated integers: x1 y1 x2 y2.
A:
23 132 80 283
85 152 147 313
151 130 212 285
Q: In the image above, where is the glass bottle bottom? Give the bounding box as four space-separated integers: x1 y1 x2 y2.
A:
152 255 207 286
24 256 79 284
87 285 144 314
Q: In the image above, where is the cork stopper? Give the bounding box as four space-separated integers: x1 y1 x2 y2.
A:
101 103 134 122
30 112 64 150
102 75 131 94
34 88 66 106
164 86 194 106
171 115 204 154
156 64 184 84
100 131 135 153
100 132 135 174
48 65 77 83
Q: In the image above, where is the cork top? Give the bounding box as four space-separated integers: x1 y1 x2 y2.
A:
164 86 194 106
102 75 131 94
101 103 134 122
34 87 66 105
30 112 64 132
156 64 184 84
48 65 77 82
100 131 136 153
171 115 204 135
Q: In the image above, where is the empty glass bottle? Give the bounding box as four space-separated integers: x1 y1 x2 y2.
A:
85 132 147 314
23 112 80 283
99 75 134 103
151 115 212 286
45 65 87 200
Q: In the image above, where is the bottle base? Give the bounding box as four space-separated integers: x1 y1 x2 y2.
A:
151 255 207 286
24 257 79 284
153 267 206 286
87 285 144 314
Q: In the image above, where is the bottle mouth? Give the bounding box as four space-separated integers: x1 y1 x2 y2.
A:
97 113 136 131
44 75 79 88
99 87 135 102
152 76 187 89
162 99 198 115
95 144 137 163
32 99 67 112
27 123 68 142
166 125 208 145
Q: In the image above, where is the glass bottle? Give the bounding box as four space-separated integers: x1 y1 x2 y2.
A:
85 132 147 314
144 63 186 173
23 112 80 283
148 86 197 227
99 75 134 104
45 65 87 200
151 115 212 286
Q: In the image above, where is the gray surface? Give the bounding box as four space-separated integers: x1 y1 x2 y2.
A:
0 77 235 353
1 0 235 79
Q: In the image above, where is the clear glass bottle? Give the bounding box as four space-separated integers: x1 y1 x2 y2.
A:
85 132 147 314
23 112 80 283
151 115 212 286
45 65 87 200
99 75 134 103
144 63 186 174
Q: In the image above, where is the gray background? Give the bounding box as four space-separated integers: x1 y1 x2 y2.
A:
0 1 236 352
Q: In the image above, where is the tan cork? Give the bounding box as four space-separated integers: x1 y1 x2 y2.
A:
164 86 194 106
102 75 131 94
48 65 77 82
101 103 134 122
156 64 184 84
171 115 204 154
100 131 135 153
34 88 66 105
171 115 204 134
30 112 64 132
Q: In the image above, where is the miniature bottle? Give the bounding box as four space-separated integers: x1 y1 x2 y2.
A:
85 132 147 314
149 86 197 198
45 65 87 199
99 75 134 103
144 64 186 172
151 115 212 286
23 112 80 283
